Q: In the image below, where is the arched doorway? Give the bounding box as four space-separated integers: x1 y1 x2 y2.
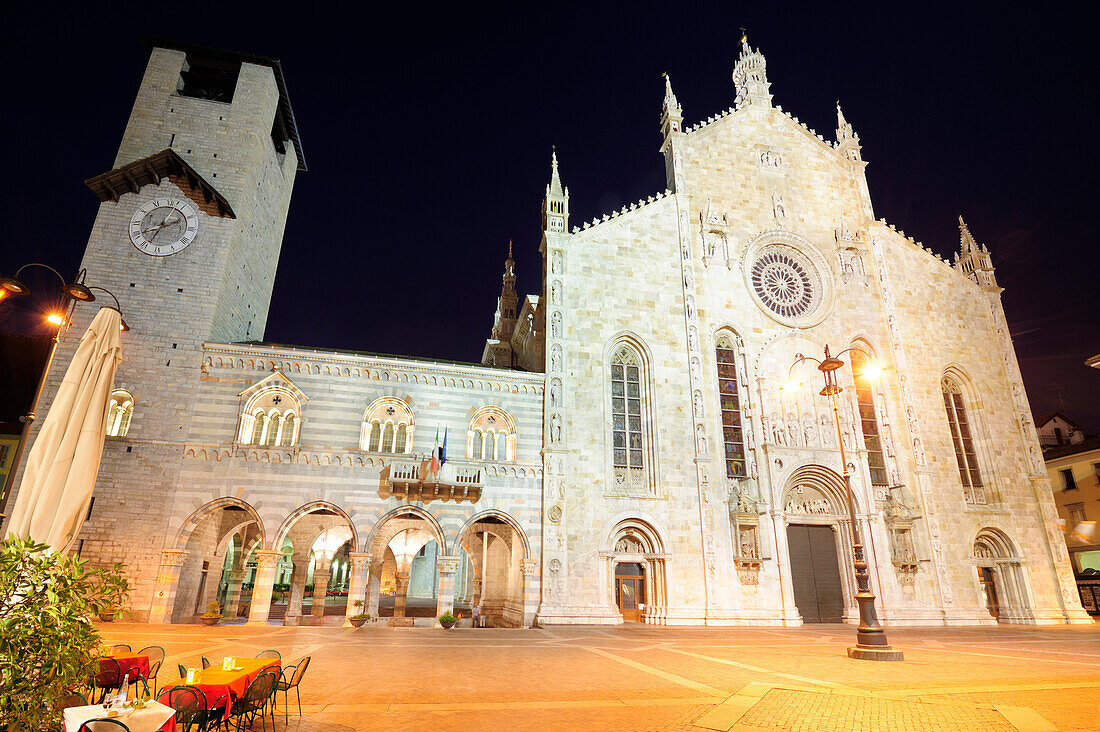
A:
272 503 359 626
973 528 1033 623
365 508 446 623
605 519 668 624
169 500 265 624
782 466 855 624
456 512 530 627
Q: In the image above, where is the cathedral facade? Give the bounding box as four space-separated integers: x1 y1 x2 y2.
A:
7 38 1089 627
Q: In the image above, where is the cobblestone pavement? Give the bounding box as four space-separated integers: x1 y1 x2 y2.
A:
96 621 1100 731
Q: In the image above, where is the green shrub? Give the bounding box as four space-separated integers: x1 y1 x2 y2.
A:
0 535 129 730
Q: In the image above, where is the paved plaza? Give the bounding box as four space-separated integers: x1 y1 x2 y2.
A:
97 621 1100 731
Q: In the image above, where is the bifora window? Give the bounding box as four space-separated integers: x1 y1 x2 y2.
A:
715 336 747 478
106 389 134 437
850 350 888 486
611 348 643 470
942 376 985 504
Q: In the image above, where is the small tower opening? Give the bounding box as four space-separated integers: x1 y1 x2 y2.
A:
178 55 240 104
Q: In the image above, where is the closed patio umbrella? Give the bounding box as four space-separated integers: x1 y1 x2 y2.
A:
7 307 122 551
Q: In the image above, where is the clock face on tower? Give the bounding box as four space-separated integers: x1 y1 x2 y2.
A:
128 198 200 256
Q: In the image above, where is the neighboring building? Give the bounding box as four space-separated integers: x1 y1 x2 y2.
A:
2 38 1089 627
1036 412 1085 448
1045 434 1100 615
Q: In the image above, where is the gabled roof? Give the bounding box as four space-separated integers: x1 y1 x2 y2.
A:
1036 412 1082 430
1044 434 1100 461
237 370 309 403
85 149 235 218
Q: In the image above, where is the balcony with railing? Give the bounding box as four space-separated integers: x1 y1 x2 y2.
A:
381 457 484 503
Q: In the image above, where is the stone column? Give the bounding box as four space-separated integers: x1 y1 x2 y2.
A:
283 560 308 627
367 566 381 617
311 570 331 618
344 553 372 626
223 569 245 620
393 569 411 618
435 555 460 620
247 550 282 625
148 549 189 624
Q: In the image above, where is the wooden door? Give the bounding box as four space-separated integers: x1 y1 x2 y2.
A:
978 567 1000 619
615 563 645 622
787 524 844 623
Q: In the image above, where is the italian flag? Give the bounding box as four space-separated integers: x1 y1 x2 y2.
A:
430 426 441 474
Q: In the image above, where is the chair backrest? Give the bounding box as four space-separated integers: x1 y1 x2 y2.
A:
96 657 122 688
77 720 131 731
109 644 131 654
255 649 281 661
240 670 278 712
59 690 89 709
289 656 311 687
178 663 187 679
157 685 204 714
139 645 166 667
200 656 211 669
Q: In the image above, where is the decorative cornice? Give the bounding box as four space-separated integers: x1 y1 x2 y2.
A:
85 148 235 218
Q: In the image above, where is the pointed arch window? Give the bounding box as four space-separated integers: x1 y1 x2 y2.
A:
942 376 985 504
360 398 414 453
611 347 644 470
851 350 887 486
106 389 134 437
715 335 747 478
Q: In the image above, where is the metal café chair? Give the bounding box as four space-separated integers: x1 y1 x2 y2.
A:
254 649 281 662
178 663 188 679
227 669 279 732
138 645 165 694
156 685 204 732
200 656 212 670
76 720 130 731
274 656 310 723
108 644 131 655
94 657 123 704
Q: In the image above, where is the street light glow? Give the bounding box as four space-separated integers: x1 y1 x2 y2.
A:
860 361 883 380
46 313 65 326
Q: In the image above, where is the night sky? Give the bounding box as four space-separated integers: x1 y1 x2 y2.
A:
1 4 1097 429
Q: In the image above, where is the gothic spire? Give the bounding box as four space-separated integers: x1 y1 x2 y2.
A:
660 73 684 138
491 240 519 342
954 215 999 291
542 150 569 232
835 101 862 162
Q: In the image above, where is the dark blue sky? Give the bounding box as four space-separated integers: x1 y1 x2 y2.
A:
1 3 1097 429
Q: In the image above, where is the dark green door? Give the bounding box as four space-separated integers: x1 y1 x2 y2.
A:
787 524 844 623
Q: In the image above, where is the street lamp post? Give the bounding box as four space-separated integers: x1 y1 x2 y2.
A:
0 263 128 521
787 344 903 661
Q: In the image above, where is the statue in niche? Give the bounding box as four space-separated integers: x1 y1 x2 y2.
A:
691 357 702 383
772 414 788 445
913 437 925 464
739 526 758 558
802 412 816 446
551 250 562 274
688 326 699 352
685 294 695 319
696 424 708 455
551 311 562 338
773 193 786 219
550 378 561 407
551 281 561 305
550 345 562 372
693 390 704 417
820 415 834 447
891 529 917 563
704 232 717 259
550 414 562 443
786 412 799 446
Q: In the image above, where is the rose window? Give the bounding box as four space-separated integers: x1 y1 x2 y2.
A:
748 246 822 321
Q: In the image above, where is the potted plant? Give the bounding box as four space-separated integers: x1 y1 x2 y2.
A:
200 601 223 626
438 612 456 629
349 599 370 627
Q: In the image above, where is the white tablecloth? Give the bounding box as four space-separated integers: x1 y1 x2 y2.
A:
63 701 174 732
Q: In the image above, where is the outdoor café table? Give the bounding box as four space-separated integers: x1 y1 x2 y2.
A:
63 701 176 732
167 657 280 720
102 652 150 681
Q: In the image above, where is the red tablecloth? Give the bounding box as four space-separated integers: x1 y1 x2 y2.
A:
100 653 150 681
166 658 279 719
